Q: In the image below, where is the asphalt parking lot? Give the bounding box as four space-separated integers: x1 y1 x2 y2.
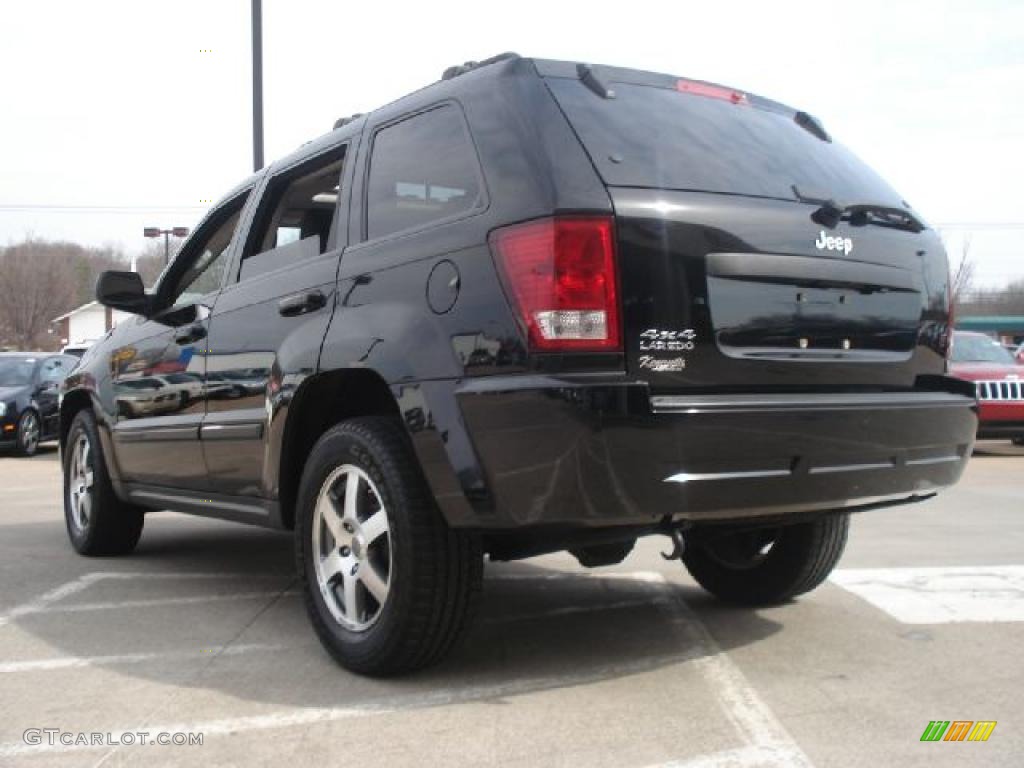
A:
1 443 1021 767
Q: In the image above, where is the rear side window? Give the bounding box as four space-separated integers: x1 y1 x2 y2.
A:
366 105 482 240
545 78 904 206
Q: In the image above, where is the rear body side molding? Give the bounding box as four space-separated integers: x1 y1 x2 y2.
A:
651 391 974 415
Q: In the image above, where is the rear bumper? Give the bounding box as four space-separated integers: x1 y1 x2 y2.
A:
438 376 977 529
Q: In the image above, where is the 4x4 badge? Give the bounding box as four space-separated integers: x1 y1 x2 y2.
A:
639 328 696 352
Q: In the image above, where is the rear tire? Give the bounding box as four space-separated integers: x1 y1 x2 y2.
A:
683 514 849 605
63 409 144 556
296 416 482 676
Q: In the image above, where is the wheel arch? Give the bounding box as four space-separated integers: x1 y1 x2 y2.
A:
58 389 94 452
277 368 401 530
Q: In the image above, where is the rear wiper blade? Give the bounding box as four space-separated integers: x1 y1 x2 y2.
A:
791 185 925 233
844 203 925 233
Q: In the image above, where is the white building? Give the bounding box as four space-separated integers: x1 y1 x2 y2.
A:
52 302 132 350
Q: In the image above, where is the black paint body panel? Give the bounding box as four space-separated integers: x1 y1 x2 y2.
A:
61 56 976 545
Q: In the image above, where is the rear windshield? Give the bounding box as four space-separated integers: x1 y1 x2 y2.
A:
545 78 904 206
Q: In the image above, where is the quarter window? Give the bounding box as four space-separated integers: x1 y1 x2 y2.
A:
366 106 481 240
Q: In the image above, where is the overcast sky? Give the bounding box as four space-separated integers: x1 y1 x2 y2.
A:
2 0 1022 286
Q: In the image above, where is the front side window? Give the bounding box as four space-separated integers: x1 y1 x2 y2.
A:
170 209 242 308
39 357 71 383
163 192 251 309
366 105 482 240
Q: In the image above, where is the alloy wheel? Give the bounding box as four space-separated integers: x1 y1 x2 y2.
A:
20 412 40 455
68 433 94 531
312 464 392 631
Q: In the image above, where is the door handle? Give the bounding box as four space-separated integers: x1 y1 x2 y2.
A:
278 290 327 317
174 324 207 345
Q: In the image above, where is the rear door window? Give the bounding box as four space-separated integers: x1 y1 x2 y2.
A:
239 149 346 282
365 105 482 240
545 77 903 206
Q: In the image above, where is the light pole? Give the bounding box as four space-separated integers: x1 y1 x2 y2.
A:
252 0 264 171
144 226 190 265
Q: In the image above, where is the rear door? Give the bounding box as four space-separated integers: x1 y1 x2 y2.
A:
200 141 353 498
539 64 953 391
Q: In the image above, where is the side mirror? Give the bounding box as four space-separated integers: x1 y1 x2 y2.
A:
96 271 150 316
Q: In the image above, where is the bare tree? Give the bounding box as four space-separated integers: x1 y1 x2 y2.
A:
949 233 976 305
960 277 1024 317
0 239 79 349
134 238 181 288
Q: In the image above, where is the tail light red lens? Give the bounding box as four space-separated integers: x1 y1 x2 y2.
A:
490 216 621 352
676 78 747 105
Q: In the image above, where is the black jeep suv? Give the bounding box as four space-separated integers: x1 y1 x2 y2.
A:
61 54 977 675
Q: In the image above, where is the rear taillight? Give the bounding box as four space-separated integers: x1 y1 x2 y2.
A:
490 216 621 352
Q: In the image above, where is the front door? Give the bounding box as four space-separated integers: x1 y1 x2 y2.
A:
35 355 76 438
109 190 252 489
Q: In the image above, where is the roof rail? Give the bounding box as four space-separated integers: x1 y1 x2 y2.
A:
333 113 365 130
441 52 519 81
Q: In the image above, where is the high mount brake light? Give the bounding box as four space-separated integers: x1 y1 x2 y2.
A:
676 78 748 105
490 216 621 352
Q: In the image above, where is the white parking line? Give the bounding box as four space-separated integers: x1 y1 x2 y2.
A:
0 643 288 674
0 572 289 625
0 651 705 757
642 573 813 768
0 570 810 766
0 573 99 626
831 565 1024 623
45 590 300 614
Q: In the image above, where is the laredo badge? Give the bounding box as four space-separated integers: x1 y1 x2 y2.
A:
638 328 696 371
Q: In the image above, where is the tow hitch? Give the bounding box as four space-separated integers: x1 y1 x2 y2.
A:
660 525 687 561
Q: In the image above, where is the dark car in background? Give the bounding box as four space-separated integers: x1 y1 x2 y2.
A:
61 54 977 675
950 331 1024 445
0 352 78 456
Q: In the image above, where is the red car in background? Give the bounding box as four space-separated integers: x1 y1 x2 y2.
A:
950 331 1024 446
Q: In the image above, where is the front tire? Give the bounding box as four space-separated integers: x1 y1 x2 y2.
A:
683 514 849 605
63 409 144 555
15 409 41 456
297 416 482 676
